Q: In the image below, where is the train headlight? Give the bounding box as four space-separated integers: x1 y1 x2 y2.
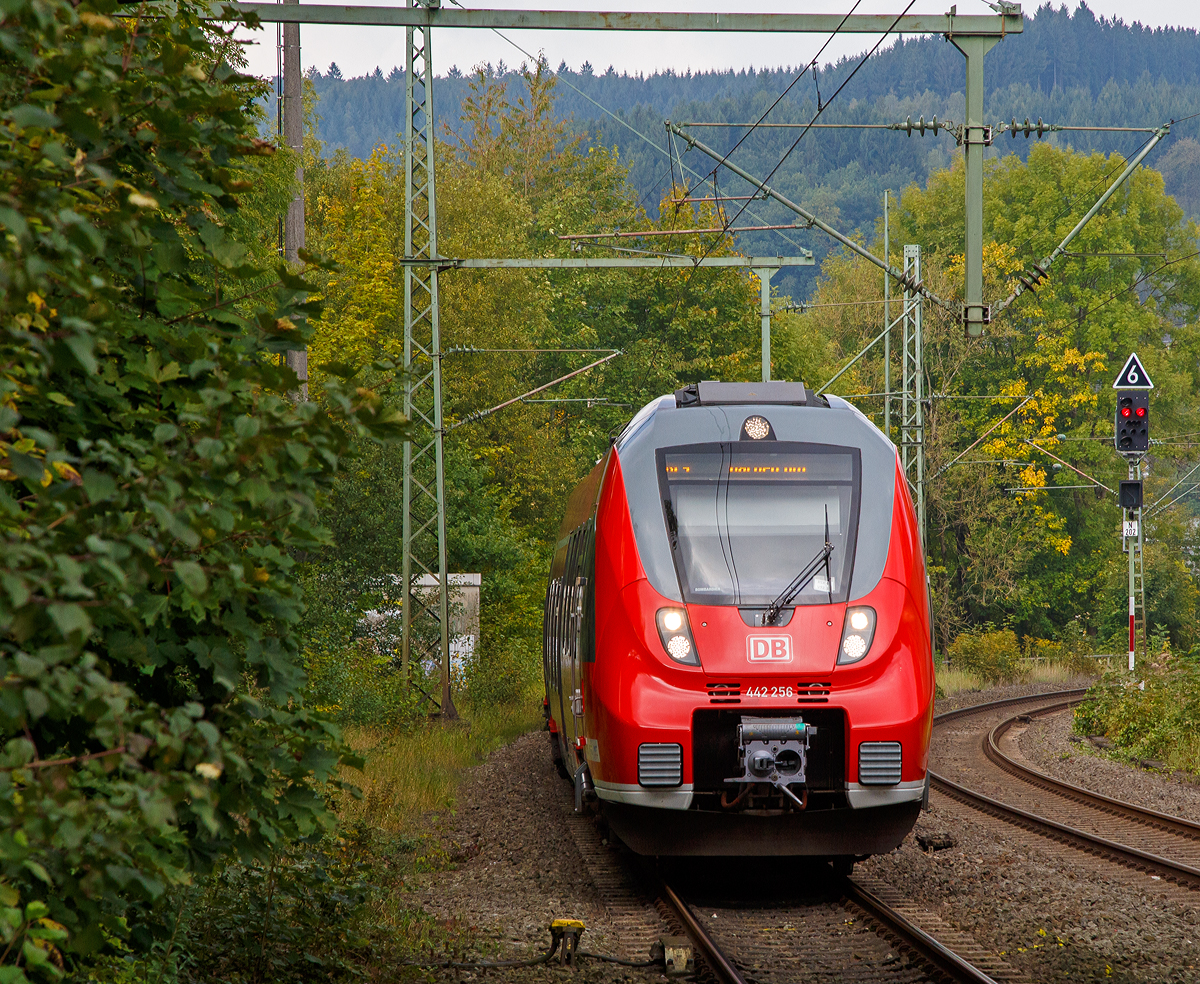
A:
838 606 877 664
655 607 700 666
742 415 772 440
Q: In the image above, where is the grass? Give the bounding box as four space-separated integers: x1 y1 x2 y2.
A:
935 659 1102 696
338 693 544 833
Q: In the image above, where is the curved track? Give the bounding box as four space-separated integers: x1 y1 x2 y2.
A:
657 868 1004 983
930 689 1200 890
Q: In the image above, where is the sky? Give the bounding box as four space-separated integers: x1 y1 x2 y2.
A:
237 0 1200 82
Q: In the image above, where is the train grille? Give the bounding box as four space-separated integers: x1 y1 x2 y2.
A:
706 682 741 704
796 682 832 703
638 743 683 787
858 742 902 785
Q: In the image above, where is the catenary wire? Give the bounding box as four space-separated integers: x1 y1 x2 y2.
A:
679 0 863 200
454 4 815 255
682 0 917 274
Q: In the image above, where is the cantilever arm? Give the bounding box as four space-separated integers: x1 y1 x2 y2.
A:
991 125 1171 317
666 123 955 315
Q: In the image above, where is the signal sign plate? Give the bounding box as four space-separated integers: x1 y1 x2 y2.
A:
1112 353 1153 389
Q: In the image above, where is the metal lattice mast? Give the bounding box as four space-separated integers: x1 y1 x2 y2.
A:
402 0 455 718
901 244 925 547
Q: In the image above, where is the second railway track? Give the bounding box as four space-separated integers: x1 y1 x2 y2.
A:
930 689 1200 889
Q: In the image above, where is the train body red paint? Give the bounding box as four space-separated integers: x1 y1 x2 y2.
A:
543 382 933 857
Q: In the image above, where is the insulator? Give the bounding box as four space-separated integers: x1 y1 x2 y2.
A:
931 115 939 132
905 116 913 136
1023 117 1032 137
1037 117 1046 137
919 115 926 135
1010 117 1017 138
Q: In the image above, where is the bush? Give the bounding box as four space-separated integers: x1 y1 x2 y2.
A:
1023 619 1099 674
0 0 407 974
1074 657 1200 773
945 628 1024 684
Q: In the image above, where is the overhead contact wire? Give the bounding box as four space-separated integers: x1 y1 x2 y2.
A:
679 0 862 201
457 4 814 256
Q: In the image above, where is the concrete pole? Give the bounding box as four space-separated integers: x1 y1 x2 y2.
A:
950 35 998 338
282 0 308 399
759 268 772 382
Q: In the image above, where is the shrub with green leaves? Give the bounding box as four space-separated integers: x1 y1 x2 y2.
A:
945 628 1023 684
0 0 406 975
1074 658 1200 773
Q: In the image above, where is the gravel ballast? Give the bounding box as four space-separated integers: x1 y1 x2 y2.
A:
1017 707 1200 824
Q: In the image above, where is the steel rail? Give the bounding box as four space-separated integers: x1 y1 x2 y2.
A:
658 881 747 984
660 875 1001 984
931 773 1200 889
987 703 1200 841
930 690 1200 890
932 688 1089 726
841 878 1002 984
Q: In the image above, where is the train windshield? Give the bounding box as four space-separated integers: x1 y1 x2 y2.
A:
658 443 861 607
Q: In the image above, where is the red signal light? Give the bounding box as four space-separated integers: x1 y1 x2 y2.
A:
1121 408 1132 417
1136 407 1145 417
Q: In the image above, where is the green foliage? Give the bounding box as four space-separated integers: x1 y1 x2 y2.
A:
307 5 1200 305
1024 619 1099 675
780 141 1200 649
0 0 408 974
171 840 373 983
1074 659 1200 773
299 64 765 719
945 628 1024 685
298 562 423 726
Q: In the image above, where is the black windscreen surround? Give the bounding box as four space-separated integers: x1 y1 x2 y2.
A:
657 443 861 607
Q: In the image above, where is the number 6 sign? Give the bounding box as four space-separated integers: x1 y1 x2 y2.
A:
1113 353 1154 390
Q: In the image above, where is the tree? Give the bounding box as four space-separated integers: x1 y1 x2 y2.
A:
779 144 1200 646
0 0 405 972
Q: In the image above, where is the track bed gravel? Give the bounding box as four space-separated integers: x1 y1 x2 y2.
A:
1017 708 1200 824
852 681 1200 983
404 731 673 982
403 683 1200 982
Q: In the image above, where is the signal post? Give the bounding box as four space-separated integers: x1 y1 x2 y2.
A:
1113 353 1152 672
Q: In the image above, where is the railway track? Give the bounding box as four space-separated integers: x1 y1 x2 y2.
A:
655 865 1010 983
930 689 1200 891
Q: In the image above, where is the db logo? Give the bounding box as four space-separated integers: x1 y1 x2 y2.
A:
747 635 792 662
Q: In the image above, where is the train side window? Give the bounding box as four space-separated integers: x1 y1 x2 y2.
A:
581 518 597 663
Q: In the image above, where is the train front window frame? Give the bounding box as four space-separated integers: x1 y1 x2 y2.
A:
657 442 862 608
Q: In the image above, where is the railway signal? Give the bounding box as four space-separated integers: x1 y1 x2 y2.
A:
1118 480 1143 510
1113 354 1153 674
1115 391 1150 452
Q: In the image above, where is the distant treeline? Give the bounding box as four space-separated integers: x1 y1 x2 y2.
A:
305 2 1200 298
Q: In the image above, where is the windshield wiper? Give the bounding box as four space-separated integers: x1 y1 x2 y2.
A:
663 498 679 547
765 507 834 625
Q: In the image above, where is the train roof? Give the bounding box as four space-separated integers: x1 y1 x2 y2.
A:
613 383 901 605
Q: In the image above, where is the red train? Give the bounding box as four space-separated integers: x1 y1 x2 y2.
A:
543 381 934 859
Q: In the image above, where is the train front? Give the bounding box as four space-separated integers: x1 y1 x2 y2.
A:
586 381 934 857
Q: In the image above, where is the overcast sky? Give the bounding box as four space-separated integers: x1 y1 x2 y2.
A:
237 0 1200 82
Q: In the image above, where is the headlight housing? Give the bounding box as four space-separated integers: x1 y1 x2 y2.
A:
838 606 877 664
655 607 699 666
